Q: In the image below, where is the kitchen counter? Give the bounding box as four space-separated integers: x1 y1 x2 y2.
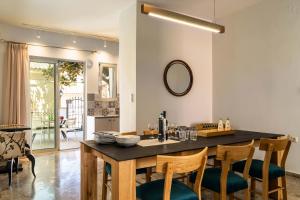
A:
86 115 119 140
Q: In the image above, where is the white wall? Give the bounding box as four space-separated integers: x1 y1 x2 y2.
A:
213 0 300 174
0 22 118 123
119 3 137 132
135 0 213 133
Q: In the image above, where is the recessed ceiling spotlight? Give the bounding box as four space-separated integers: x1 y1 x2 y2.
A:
73 40 77 44
104 40 107 48
36 35 41 39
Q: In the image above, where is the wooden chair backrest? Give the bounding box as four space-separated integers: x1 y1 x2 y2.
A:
216 141 255 198
259 137 290 151
121 131 137 135
143 130 159 135
156 147 208 200
216 140 255 162
259 137 291 169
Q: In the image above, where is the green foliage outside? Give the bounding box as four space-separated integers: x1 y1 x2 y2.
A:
42 61 84 87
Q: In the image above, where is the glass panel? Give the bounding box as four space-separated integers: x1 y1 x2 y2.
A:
99 64 117 99
58 61 84 150
30 61 55 150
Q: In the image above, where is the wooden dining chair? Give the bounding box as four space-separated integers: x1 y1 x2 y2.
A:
102 131 151 199
232 137 291 200
190 141 255 200
143 129 159 135
104 131 151 180
136 147 208 200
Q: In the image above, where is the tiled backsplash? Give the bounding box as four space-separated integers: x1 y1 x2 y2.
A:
87 93 119 116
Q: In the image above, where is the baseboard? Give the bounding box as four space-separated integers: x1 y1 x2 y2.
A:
286 171 300 178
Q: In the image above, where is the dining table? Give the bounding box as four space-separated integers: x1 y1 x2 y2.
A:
80 130 284 200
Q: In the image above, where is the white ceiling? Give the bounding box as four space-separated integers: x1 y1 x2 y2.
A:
0 0 263 39
0 0 136 39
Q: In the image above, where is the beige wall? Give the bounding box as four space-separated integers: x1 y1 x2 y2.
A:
135 0 213 133
213 0 300 174
118 0 214 133
119 3 137 132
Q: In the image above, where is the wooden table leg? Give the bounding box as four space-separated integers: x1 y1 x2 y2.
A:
111 159 136 200
102 161 108 200
81 143 97 200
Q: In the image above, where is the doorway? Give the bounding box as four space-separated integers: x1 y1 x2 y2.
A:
29 58 86 150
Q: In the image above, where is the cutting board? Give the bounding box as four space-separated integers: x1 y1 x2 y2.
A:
198 129 235 137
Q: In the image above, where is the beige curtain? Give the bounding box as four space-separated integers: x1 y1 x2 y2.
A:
2 42 29 125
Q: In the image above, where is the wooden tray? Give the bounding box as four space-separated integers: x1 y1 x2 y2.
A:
138 139 179 147
198 129 235 137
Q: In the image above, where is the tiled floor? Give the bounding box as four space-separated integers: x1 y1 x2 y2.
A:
32 130 84 150
0 150 299 200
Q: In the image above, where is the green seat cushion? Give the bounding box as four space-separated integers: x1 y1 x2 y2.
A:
232 159 285 180
190 168 248 194
136 179 198 200
105 163 147 175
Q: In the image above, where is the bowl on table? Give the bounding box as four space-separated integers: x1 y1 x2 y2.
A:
115 135 140 147
94 131 120 144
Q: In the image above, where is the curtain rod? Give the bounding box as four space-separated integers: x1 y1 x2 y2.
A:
0 38 97 53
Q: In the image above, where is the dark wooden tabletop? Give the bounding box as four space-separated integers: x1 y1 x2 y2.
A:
81 130 281 161
0 126 31 132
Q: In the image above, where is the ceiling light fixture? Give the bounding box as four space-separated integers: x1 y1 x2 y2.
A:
72 40 77 44
141 3 225 34
104 40 107 48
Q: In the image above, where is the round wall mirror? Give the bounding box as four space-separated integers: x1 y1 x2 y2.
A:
163 60 193 97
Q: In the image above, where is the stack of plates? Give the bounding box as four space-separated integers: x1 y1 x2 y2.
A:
116 135 140 147
94 131 120 144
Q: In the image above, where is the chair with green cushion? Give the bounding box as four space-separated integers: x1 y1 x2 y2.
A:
104 131 152 181
102 131 152 200
102 162 151 200
137 147 208 200
190 140 255 200
105 162 148 176
232 137 291 200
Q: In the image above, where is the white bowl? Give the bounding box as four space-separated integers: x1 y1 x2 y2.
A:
93 131 120 144
116 135 140 147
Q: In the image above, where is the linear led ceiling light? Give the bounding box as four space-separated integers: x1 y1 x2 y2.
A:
141 4 225 34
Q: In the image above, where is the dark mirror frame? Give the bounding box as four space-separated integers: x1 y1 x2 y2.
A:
163 60 193 97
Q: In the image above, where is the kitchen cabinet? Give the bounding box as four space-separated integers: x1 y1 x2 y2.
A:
95 116 119 132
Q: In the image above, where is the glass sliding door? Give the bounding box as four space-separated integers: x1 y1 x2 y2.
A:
58 61 85 150
30 59 86 151
30 61 56 150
